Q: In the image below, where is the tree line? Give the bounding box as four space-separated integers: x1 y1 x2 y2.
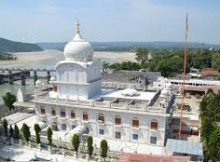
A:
0 52 16 61
103 48 220 77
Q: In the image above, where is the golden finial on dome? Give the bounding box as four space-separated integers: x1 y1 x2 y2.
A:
75 19 80 34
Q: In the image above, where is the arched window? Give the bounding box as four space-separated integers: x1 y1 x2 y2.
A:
70 110 75 119
40 106 45 115
132 118 139 127
115 115 121 125
83 112 89 121
98 113 105 123
150 120 158 130
51 108 56 116
60 109 66 118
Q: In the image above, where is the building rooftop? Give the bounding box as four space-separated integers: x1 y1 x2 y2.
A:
165 139 203 157
100 89 157 102
201 68 219 76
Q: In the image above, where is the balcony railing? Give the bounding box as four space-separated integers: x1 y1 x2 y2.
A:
33 94 168 114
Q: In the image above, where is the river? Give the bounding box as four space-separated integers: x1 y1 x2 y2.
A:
0 50 119 104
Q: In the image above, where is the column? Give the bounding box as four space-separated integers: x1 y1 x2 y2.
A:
8 70 14 85
47 70 51 83
34 70 38 84
21 71 26 85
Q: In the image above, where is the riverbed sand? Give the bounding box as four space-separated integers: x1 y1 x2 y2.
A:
0 50 136 68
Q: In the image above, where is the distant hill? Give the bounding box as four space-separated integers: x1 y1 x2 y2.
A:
38 41 220 52
0 38 43 52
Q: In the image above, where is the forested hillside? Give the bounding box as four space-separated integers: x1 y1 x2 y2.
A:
0 38 43 52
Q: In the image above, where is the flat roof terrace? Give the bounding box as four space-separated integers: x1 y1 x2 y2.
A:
100 89 157 102
34 89 168 115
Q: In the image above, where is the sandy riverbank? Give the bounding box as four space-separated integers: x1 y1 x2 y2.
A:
0 50 63 68
94 51 136 62
0 50 136 68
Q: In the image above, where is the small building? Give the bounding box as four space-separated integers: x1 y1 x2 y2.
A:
165 139 203 161
201 68 219 80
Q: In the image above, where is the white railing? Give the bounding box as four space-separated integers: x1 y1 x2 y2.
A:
34 95 167 114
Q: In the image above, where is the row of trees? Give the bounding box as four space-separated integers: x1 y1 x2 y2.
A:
2 119 19 139
71 134 108 160
103 48 220 77
0 52 16 60
200 90 220 161
2 120 109 160
103 61 141 71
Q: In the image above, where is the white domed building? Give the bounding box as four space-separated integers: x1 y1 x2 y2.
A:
55 21 101 100
33 21 175 154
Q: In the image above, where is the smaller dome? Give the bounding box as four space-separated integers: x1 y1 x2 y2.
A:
35 79 42 85
120 88 139 97
166 82 172 89
161 88 170 96
50 76 56 82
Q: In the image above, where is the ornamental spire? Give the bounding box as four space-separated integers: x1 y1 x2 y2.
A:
75 19 80 34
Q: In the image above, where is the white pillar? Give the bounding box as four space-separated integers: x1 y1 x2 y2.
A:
10 138 14 146
28 141 31 147
19 139 22 147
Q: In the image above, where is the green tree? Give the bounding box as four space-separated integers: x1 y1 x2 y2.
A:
200 91 220 161
100 140 108 160
157 59 173 77
135 48 149 64
14 124 20 139
2 92 16 110
22 123 31 143
200 119 214 146
102 62 110 69
47 127 53 146
212 53 220 71
87 136 93 158
207 125 220 161
2 119 8 136
72 134 80 152
34 123 41 144
9 125 14 137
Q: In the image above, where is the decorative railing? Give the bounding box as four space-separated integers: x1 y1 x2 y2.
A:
33 95 168 114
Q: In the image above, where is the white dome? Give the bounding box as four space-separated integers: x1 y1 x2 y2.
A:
166 82 172 90
161 88 170 96
120 88 139 97
63 22 94 62
50 75 56 82
35 79 42 85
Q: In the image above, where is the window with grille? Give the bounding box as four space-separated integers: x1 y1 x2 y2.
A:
71 111 75 119
98 113 105 122
99 129 104 135
151 121 158 130
150 136 157 144
60 110 66 118
132 134 138 140
40 107 45 115
51 109 56 116
115 116 121 125
83 112 88 120
62 124 66 130
132 119 139 127
115 132 121 139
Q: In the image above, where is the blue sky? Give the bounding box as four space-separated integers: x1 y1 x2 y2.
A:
1 0 220 44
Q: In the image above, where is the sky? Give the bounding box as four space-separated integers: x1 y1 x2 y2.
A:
0 0 220 44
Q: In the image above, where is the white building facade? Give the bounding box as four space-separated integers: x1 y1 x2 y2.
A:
33 22 174 149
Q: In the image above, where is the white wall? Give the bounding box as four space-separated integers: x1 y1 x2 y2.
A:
36 103 167 147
